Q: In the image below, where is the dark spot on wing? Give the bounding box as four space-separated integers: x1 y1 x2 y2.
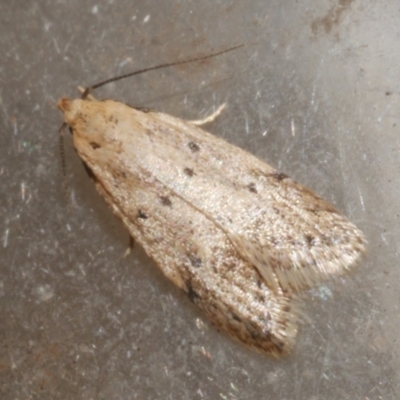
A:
183 167 194 177
256 293 266 303
128 105 151 113
108 115 119 124
271 172 288 181
160 196 172 206
247 182 257 193
272 206 281 216
231 313 242 323
90 142 101 149
283 305 291 313
111 170 127 181
187 254 202 268
250 330 261 341
137 209 148 219
275 340 285 353
306 198 338 213
305 234 315 246
188 141 200 152
186 281 200 303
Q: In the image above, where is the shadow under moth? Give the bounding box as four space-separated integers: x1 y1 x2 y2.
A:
58 46 366 357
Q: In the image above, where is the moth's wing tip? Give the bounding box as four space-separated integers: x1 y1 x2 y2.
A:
269 294 303 357
250 228 367 293
245 293 302 358
282 239 366 292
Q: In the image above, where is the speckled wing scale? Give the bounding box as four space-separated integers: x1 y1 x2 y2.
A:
57 52 365 357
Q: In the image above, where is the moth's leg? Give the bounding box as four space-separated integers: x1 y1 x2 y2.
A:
77 86 96 101
123 236 135 258
188 103 226 126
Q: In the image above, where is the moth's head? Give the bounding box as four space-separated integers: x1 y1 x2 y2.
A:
57 97 122 162
57 98 103 141
57 98 81 126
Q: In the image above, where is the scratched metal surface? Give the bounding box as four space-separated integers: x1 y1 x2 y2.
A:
0 1 398 399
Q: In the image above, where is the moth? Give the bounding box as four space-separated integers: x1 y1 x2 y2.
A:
58 47 366 357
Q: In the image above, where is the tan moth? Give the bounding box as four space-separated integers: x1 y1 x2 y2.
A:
58 47 366 357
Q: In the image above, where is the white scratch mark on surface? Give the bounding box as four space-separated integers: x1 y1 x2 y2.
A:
380 232 388 246
63 35 74 53
3 228 9 248
52 37 60 54
196 318 205 330
118 57 133 68
12 118 18 135
21 182 25 201
11 356 16 371
310 84 317 107
200 346 211 359
0 94 9 125
357 184 365 212
79 264 86 276
143 14 150 23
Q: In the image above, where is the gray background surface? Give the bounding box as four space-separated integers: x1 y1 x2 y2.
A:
1 1 399 399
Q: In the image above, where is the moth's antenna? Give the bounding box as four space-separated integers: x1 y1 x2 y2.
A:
81 44 244 99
